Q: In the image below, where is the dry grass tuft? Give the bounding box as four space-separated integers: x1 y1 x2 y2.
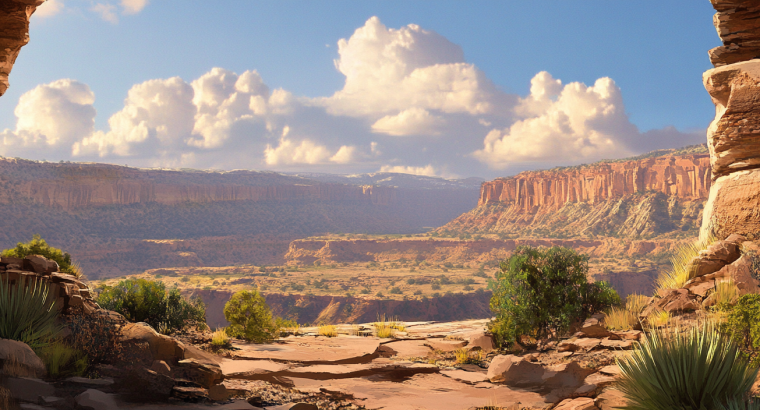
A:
605 307 634 331
647 309 671 328
455 347 485 364
656 235 716 293
714 279 738 308
626 293 649 316
318 324 338 337
210 328 231 347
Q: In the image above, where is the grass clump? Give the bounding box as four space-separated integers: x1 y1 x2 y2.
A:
35 341 87 377
646 309 670 328
715 279 739 310
96 278 206 334
210 328 231 347
488 246 619 346
617 321 758 410
454 347 484 365
2 234 82 278
655 234 716 293
0 276 61 349
318 324 338 337
374 314 405 338
626 293 649 316
604 307 633 331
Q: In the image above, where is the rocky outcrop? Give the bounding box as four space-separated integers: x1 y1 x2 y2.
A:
701 1 760 241
0 0 44 97
442 149 711 239
709 0 760 67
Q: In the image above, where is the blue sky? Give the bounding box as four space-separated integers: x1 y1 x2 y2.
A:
0 0 720 179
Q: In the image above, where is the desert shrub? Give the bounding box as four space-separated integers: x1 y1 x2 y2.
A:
1 234 82 277
715 279 739 311
0 276 61 349
488 246 619 345
604 307 633 331
66 312 125 365
656 234 716 293
223 289 276 343
210 328 230 347
318 325 337 337
431 283 441 290
646 309 670 328
389 287 402 294
96 278 206 333
725 294 760 362
413 290 422 295
617 322 758 410
35 342 87 377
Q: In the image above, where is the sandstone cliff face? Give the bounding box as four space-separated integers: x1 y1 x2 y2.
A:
0 0 43 96
701 1 760 240
442 151 710 239
709 0 760 67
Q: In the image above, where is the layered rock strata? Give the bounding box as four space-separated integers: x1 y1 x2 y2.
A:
442 151 711 238
0 0 44 96
702 0 760 240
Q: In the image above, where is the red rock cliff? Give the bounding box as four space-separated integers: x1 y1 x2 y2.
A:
0 0 44 96
442 150 711 239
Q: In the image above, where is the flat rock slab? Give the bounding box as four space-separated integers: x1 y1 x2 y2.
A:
403 320 490 338
289 373 550 410
424 339 467 352
231 336 381 364
221 359 290 377
382 340 433 358
440 369 489 384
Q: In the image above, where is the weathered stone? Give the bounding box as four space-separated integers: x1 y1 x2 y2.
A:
648 289 700 314
424 339 467 352
268 403 319 410
685 279 715 298
24 255 58 274
583 372 617 389
150 359 171 375
0 338 45 377
208 383 230 401
462 330 495 352
5 377 54 402
554 397 598 410
118 367 175 400
74 389 119 410
178 358 224 389
63 376 113 386
600 338 634 350
598 365 622 377
611 330 642 341
559 338 601 352
594 388 628 410
709 0 760 67
121 322 185 363
487 355 545 385
578 315 614 339
0 0 46 96
172 386 209 401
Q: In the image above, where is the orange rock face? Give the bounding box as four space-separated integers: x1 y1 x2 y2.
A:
709 0 760 67
441 152 711 239
701 2 760 240
0 0 44 96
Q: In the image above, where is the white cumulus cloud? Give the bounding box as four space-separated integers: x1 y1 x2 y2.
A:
264 137 355 166
371 108 445 136
34 0 64 18
472 72 639 168
121 0 148 15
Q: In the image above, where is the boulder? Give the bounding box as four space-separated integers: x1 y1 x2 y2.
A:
0 338 45 377
487 355 545 385
554 397 598 410
594 388 628 410
462 330 495 352
121 322 185 363
644 289 699 315
75 389 119 410
118 367 175 400
598 365 622 377
611 330 642 341
4 377 54 402
172 386 209 401
24 255 58 274
558 338 601 352
542 361 594 391
578 314 615 339
208 384 230 401
177 358 224 389
685 279 715 298
582 372 617 389
150 360 171 375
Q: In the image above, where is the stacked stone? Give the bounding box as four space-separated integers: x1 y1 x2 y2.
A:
0 254 99 314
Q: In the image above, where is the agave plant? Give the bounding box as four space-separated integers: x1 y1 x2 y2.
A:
617 322 758 410
0 276 61 349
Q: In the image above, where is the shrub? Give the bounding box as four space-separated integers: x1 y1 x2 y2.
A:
431 283 441 290
2 234 82 277
0 276 61 349
647 309 670 328
725 294 760 362
35 342 87 378
488 246 619 345
616 322 758 410
656 234 716 293
604 307 633 331
389 287 402 294
318 325 337 337
210 328 230 347
65 312 125 365
96 278 206 333
223 289 276 343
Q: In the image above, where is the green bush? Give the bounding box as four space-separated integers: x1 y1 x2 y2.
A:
617 322 758 410
725 294 760 363
488 246 619 345
0 276 61 349
96 278 206 333
223 289 276 343
2 234 81 277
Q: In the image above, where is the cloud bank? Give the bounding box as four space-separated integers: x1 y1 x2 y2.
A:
1 16 703 178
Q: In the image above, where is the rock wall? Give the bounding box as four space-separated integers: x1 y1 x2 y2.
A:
0 0 44 96
701 0 760 240
441 150 711 239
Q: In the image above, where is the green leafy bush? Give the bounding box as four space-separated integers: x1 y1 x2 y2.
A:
223 289 276 343
488 246 619 345
96 278 206 333
725 294 760 363
0 276 61 349
617 322 758 410
2 234 81 277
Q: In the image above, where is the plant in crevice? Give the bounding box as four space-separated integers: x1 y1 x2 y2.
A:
655 234 717 293
35 341 87 378
646 309 670 328
626 293 649 316
604 307 633 331
714 279 739 310
0 276 61 349
616 321 758 410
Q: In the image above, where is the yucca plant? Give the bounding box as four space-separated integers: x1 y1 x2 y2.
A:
0 276 61 349
718 399 760 410
656 235 716 293
617 322 759 410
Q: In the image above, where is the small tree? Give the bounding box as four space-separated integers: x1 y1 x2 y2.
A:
489 246 619 346
2 234 81 277
223 289 276 343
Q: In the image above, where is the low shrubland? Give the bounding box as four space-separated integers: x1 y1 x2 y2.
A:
96 278 206 334
488 246 619 346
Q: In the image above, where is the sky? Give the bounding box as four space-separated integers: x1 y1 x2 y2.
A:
0 0 720 179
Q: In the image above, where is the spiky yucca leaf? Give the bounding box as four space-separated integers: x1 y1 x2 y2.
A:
616 322 758 410
0 276 61 349
719 398 760 410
